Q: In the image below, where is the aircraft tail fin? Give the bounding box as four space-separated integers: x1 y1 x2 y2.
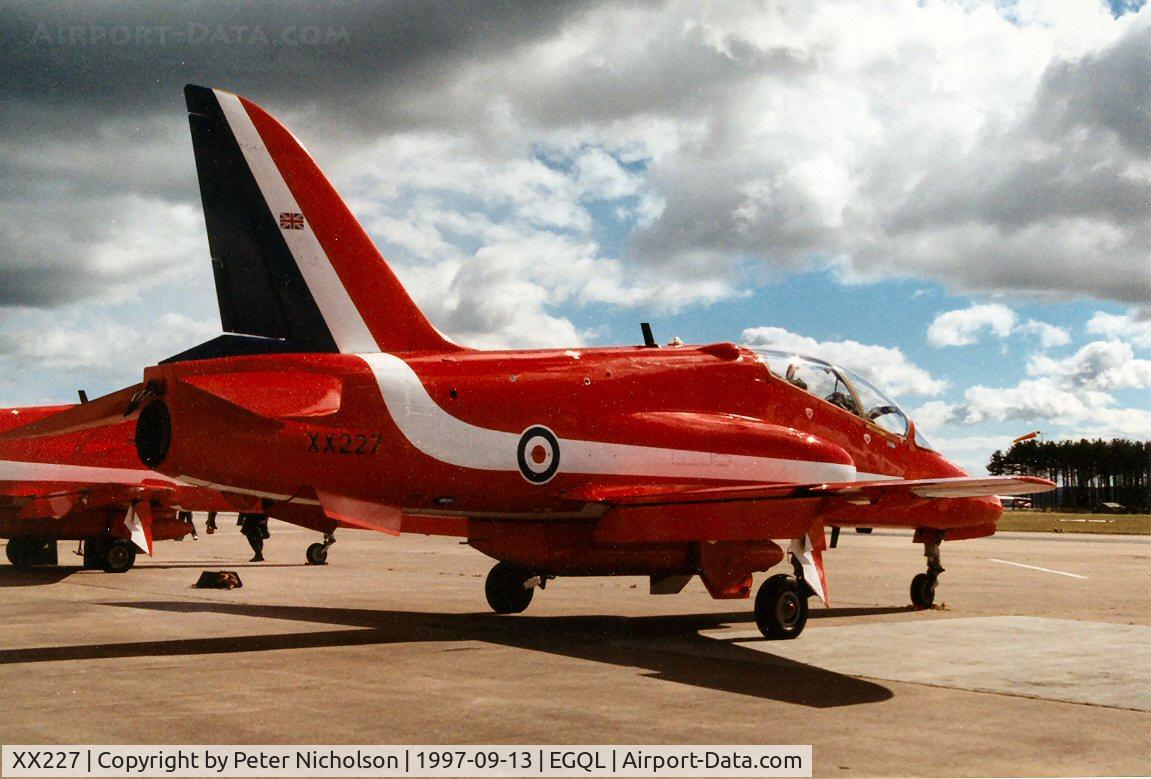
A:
183 84 459 355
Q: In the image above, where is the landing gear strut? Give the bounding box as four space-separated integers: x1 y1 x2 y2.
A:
484 561 536 614
306 532 336 565
754 573 809 640
911 535 945 608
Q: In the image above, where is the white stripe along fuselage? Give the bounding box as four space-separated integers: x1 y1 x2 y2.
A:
359 352 861 485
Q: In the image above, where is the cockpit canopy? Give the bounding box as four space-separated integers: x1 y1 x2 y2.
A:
752 349 914 440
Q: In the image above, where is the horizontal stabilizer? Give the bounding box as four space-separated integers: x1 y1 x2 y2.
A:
0 384 143 441
171 379 286 434
181 371 342 419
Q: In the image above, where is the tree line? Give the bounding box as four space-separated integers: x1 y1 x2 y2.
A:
987 438 1151 511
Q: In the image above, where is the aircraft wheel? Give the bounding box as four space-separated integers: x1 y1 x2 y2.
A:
485 562 534 614
855 527 873 534
5 538 30 567
6 538 54 567
306 542 328 565
102 540 137 573
754 573 808 640
910 572 936 608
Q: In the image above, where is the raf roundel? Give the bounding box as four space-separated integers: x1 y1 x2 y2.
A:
517 425 560 484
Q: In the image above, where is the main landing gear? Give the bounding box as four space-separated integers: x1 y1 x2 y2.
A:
5 538 57 568
754 573 810 640
485 561 547 614
81 538 137 573
306 532 336 565
910 535 945 608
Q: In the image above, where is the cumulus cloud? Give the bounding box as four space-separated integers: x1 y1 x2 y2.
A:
741 326 947 397
921 371 1151 439
1017 319 1072 348
0 311 217 373
951 378 1114 424
1087 309 1151 349
1027 340 1151 389
4 1 1149 324
2 1 1150 417
927 302 1075 349
927 304 1017 347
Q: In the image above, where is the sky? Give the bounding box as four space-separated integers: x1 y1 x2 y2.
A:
0 0 1148 475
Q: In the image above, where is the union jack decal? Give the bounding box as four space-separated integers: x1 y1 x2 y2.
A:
279 212 305 230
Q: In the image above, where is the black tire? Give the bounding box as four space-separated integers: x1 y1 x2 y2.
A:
5 539 30 567
754 573 809 640
5 538 55 567
306 542 328 565
910 572 936 608
485 562 534 614
102 540 137 573
855 527 873 534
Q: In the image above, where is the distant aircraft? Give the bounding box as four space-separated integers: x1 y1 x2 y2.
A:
0 401 236 572
5 85 1055 637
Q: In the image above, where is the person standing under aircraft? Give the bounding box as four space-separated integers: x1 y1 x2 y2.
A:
178 510 198 540
238 513 268 562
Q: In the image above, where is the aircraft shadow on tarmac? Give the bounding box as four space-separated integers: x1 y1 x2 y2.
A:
0 562 307 585
0 600 897 708
0 567 76 587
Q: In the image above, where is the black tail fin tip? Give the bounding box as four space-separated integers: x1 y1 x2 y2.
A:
185 84 339 353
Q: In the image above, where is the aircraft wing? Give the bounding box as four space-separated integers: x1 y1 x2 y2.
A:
0 474 233 552
0 384 145 441
574 475 1054 506
581 474 1056 544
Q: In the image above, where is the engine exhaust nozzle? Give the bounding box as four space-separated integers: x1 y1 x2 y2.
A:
135 400 172 469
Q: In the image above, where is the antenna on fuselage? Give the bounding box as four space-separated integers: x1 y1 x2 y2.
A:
77 390 89 404
640 322 657 348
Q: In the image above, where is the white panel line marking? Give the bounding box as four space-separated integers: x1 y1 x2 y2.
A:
0 459 178 485
989 558 1088 579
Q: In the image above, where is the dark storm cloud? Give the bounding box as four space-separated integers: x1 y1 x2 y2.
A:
1032 17 1151 154
0 0 607 124
0 0 612 309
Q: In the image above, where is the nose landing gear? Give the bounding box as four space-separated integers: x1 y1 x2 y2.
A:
911 534 945 608
306 532 336 565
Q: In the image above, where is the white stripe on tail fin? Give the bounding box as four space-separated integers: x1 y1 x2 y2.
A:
184 85 462 355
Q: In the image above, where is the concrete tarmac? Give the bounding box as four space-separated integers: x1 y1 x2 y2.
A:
1 524 1148 777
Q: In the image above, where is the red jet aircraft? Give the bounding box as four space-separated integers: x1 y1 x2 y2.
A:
0 400 237 572
8 85 1054 637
